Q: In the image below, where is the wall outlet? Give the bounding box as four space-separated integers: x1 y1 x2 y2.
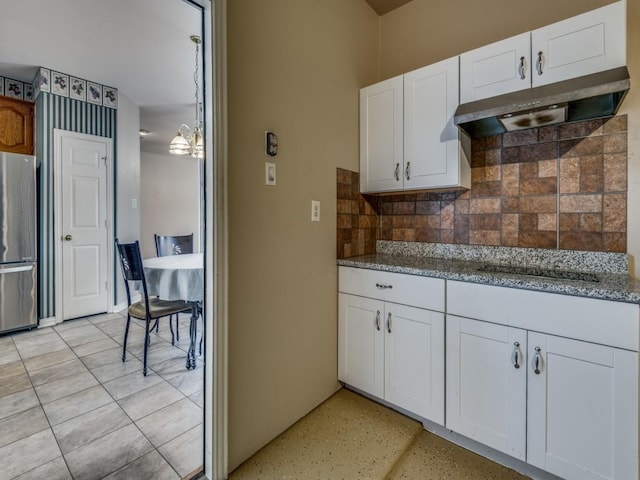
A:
311 200 320 222
265 162 276 185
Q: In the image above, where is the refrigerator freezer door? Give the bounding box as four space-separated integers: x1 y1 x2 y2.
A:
0 262 37 333
0 153 37 263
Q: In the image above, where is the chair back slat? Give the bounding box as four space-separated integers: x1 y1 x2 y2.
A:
115 239 151 307
155 233 194 257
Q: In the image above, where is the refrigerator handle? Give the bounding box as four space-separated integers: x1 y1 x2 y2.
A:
0 265 34 274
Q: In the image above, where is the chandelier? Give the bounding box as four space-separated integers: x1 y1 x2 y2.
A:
169 35 204 158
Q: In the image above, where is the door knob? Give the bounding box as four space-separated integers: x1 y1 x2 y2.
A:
64 234 72 241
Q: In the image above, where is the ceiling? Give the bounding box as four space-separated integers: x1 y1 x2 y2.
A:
365 0 414 15
0 0 203 156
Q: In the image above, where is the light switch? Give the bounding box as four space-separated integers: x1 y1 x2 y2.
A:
131 198 138 209
265 162 276 185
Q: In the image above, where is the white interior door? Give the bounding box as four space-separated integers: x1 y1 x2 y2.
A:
57 131 111 320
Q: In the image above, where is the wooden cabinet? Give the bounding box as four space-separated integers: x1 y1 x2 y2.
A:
446 280 639 480
360 57 470 194
0 96 34 155
460 1 625 103
338 267 445 423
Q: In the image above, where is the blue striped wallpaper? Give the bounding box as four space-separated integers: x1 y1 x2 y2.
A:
36 92 117 319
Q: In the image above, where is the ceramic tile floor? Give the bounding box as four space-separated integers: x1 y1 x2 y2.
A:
0 311 204 480
230 389 529 480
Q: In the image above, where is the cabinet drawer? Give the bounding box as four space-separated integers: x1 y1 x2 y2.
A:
447 280 639 351
339 266 445 312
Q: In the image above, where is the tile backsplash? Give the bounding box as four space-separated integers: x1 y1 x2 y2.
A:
337 115 627 258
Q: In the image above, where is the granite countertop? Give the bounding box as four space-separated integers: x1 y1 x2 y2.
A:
337 242 640 304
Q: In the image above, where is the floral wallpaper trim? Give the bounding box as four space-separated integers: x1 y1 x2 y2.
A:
0 76 35 102
33 67 117 109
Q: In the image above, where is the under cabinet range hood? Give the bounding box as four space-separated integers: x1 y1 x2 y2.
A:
454 66 631 138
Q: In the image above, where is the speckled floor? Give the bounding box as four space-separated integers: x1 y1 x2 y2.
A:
229 389 529 480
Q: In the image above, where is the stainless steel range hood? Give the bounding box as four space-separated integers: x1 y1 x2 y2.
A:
454 67 630 138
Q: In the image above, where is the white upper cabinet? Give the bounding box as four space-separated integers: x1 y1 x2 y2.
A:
360 57 470 194
404 57 469 190
360 75 404 193
459 1 626 103
460 33 531 104
531 0 626 87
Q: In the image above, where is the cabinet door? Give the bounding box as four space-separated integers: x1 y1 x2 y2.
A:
527 333 638 480
338 293 384 398
446 315 527 460
460 32 531 103
360 76 403 193
531 1 625 87
385 303 444 424
0 97 34 155
404 56 465 190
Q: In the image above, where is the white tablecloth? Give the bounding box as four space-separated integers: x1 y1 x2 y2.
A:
143 253 204 302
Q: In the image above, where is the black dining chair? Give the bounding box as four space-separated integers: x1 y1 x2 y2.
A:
154 233 194 257
116 239 192 376
153 233 195 342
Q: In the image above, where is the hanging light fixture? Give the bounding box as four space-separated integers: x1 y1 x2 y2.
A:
169 34 204 158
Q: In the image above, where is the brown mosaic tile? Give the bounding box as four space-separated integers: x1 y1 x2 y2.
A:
485 149 502 166
519 231 557 249
559 213 580 232
558 119 603 140
519 162 538 180
441 202 455 229
469 230 500 246
455 197 470 215
337 214 353 229
519 213 538 231
393 201 415 215
502 164 520 196
502 214 519 246
470 214 500 231
416 201 441 215
559 232 603 251
358 215 377 229
337 199 352 214
559 158 580 194
484 135 502 149
503 129 539 147
559 194 602 213
559 136 604 158
337 183 353 200
538 159 557 178
539 126 558 143
519 195 556 213
603 193 626 232
392 215 415 229
604 153 627 192
337 168 353 185
502 197 519 213
471 181 501 197
604 233 626 252
579 213 602 232
441 230 455 244
520 177 557 196
603 115 627 134
537 213 557 231
470 198 501 214
471 149 486 168
393 228 416 241
579 172 603 193
416 227 441 243
604 133 627 154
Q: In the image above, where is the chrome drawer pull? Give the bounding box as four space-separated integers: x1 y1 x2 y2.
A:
387 312 392 333
375 310 381 331
375 283 393 289
532 346 543 374
512 341 521 369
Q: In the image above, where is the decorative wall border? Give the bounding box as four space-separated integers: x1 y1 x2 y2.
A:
0 76 35 102
33 67 118 109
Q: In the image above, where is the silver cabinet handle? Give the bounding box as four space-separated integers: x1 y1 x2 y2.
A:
375 283 393 289
405 162 410 181
536 51 544 76
387 312 392 333
394 163 400 181
532 346 543 374
375 310 381 331
512 341 521 369
518 56 526 80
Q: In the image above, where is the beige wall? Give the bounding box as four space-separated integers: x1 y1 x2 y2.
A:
139 152 201 259
379 0 640 277
226 0 379 470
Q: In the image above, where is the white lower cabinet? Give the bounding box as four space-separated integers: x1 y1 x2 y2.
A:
446 280 639 480
338 275 445 425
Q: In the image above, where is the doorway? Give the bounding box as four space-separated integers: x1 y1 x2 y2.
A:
54 129 113 321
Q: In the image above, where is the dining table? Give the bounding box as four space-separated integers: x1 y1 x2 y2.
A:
142 253 204 370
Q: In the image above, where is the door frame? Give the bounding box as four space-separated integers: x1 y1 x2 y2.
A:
53 129 114 324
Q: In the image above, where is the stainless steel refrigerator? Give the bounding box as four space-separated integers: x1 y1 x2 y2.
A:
0 152 37 334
